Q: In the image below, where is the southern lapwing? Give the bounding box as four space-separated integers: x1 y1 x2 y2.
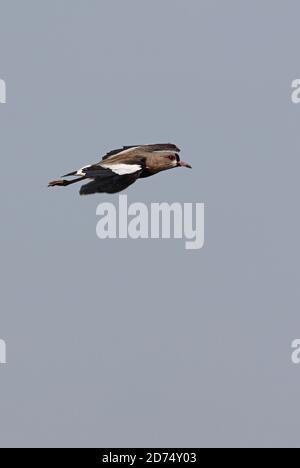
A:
48 144 192 195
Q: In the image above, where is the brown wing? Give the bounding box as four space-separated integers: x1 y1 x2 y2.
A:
102 144 180 161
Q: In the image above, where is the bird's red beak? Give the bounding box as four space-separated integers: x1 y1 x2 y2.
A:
178 160 192 169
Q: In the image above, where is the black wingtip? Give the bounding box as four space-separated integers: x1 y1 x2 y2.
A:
62 171 77 177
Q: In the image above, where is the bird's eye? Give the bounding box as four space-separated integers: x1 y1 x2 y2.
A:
169 155 175 161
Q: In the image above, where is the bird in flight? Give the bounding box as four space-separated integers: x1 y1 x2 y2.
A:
48 144 192 196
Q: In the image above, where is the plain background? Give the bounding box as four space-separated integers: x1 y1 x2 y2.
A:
1 0 300 448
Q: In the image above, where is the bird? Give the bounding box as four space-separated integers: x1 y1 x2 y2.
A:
48 143 192 195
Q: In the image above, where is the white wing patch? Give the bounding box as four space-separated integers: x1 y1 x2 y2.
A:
76 165 91 176
101 163 142 175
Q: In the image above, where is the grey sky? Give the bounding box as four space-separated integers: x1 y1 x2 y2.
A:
0 0 300 448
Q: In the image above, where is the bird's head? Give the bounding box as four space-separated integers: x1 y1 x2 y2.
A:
149 152 192 173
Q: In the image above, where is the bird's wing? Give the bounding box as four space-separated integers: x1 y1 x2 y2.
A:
102 144 180 161
78 159 144 195
102 146 141 160
80 171 142 195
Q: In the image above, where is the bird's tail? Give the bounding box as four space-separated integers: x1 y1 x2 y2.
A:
48 179 69 187
48 176 86 188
